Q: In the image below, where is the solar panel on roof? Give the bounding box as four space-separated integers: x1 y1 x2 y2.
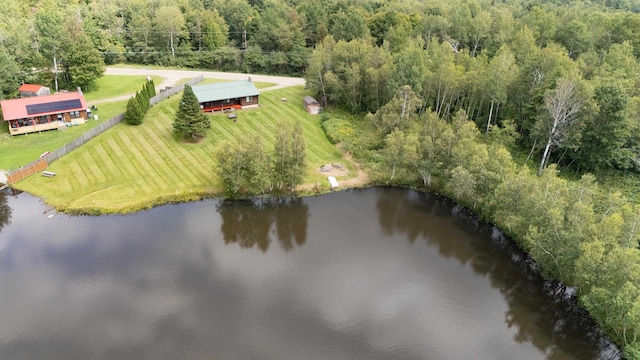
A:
26 99 82 115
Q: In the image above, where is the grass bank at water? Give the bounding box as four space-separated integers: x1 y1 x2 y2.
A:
14 86 356 214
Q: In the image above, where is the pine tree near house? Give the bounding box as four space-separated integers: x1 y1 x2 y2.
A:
146 79 156 98
135 91 149 114
174 84 210 142
125 96 143 125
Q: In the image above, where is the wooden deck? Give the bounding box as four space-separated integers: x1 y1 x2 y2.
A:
202 104 242 113
9 118 87 136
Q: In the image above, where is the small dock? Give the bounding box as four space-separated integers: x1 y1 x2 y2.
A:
328 176 339 189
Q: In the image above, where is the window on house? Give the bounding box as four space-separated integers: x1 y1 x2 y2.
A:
224 99 231 104
246 96 253 102
70 111 80 118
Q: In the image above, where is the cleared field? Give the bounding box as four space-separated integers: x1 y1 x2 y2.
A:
15 86 352 213
0 100 128 170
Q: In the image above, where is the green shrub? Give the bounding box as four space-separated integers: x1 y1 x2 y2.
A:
321 118 355 145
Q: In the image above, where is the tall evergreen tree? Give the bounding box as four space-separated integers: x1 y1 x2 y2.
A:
125 96 143 125
60 20 105 90
135 91 148 113
146 79 156 98
174 84 210 141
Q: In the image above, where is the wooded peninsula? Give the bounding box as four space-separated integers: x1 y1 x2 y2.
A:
2 0 640 358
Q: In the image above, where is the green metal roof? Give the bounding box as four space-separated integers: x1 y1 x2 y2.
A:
191 80 260 103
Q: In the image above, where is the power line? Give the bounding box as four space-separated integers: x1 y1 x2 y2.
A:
113 29 246 34
99 48 309 56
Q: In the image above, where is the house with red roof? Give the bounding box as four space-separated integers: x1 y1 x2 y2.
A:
18 84 51 98
1 91 88 136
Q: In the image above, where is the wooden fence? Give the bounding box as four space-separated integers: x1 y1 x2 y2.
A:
5 75 204 185
7 158 48 185
150 75 204 106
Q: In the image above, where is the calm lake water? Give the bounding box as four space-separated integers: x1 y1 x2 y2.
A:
0 188 616 360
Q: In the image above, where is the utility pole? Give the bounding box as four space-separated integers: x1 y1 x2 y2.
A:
242 30 247 50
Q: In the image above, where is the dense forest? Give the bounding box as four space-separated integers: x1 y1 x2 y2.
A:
2 0 640 357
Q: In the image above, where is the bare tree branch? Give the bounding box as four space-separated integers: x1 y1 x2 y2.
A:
538 78 582 176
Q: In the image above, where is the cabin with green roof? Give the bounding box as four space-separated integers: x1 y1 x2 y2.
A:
191 80 260 113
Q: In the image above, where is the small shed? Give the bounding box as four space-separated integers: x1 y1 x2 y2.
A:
18 84 51 98
303 96 321 115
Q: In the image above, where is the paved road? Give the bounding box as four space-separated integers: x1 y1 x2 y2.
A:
91 67 306 105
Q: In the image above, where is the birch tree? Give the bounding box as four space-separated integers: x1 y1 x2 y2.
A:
538 78 583 176
154 6 185 59
272 120 306 192
482 45 517 136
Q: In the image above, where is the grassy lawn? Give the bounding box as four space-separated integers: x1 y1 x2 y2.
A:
83 75 163 102
14 86 353 213
0 74 163 170
0 100 128 170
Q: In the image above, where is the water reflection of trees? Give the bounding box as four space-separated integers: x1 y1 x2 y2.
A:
0 190 12 233
374 187 616 360
218 198 309 252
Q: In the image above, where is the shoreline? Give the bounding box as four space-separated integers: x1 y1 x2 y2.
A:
11 151 371 215
20 178 373 216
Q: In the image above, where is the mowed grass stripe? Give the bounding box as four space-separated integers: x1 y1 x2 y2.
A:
83 147 112 184
124 124 190 188
93 142 125 179
137 126 199 188
128 130 183 190
83 147 110 185
115 131 168 193
66 158 92 192
76 151 105 187
187 143 217 172
104 137 147 194
148 109 219 181
142 119 208 179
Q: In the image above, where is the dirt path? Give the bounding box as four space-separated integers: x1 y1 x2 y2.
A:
89 67 305 105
